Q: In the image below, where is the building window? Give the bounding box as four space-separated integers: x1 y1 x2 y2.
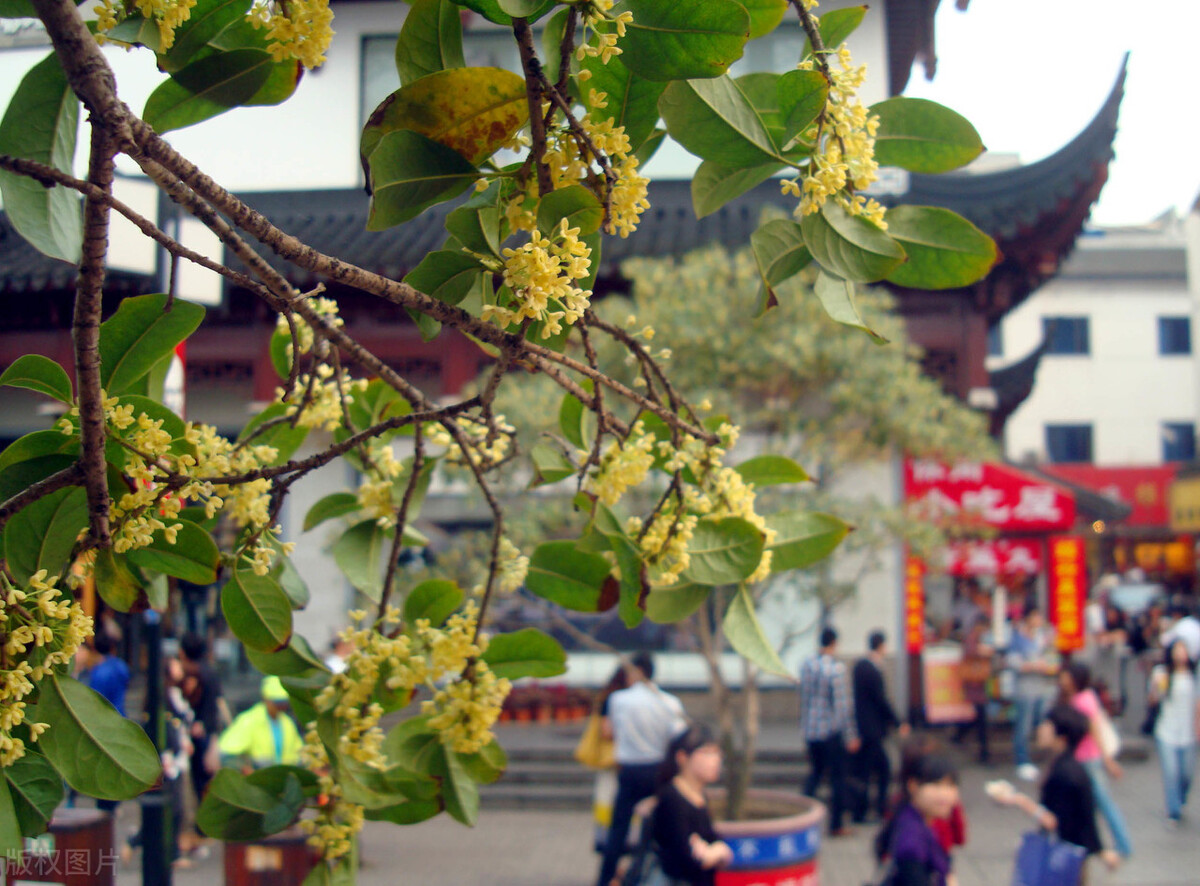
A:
1158 316 1191 355
1046 424 1093 463
1163 422 1196 462
1042 317 1089 355
986 324 1003 358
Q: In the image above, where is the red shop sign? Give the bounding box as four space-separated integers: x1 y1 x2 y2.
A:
905 460 1075 532
904 556 926 654
1048 536 1087 652
941 539 1042 576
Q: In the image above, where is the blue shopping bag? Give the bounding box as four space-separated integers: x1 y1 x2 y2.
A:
1011 831 1087 886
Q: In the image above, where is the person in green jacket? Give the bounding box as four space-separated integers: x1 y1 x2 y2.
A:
218 676 303 771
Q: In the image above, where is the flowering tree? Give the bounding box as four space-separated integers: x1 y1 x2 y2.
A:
0 0 995 878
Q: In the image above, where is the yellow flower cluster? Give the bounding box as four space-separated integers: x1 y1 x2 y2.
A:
275 297 343 364
585 421 656 506
574 0 633 67
494 536 529 595
425 418 513 471
422 662 509 755
0 571 93 765
276 365 368 433
487 221 592 337
95 0 196 50
784 45 885 228
626 507 698 587
249 0 335 69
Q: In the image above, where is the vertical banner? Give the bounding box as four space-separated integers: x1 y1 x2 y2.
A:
1048 536 1087 652
904 555 926 654
164 341 186 419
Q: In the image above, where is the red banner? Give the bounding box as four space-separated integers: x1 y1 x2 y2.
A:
1042 464 1175 527
904 556 925 653
941 539 1042 576
1048 536 1087 652
905 460 1075 532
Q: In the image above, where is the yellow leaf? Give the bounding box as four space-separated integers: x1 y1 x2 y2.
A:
361 67 529 166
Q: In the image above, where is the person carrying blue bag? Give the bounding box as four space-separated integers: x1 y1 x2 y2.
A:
988 705 1120 885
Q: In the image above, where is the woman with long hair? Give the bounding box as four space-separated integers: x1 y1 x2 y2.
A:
1059 661 1133 858
1148 638 1199 826
649 724 733 886
872 748 960 886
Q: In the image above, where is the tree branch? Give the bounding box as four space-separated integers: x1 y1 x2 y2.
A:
0 464 84 535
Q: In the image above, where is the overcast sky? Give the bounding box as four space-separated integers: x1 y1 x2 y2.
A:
901 0 1199 227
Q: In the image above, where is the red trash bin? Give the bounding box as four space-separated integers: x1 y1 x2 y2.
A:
224 827 318 886
4 808 116 886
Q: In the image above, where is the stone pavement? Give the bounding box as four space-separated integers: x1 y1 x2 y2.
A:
106 720 1196 886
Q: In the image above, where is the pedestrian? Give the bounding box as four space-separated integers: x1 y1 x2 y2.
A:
175 632 224 804
649 723 734 885
1147 638 1199 827
1059 662 1133 859
871 748 960 886
217 676 304 770
1160 603 1200 661
990 704 1120 881
596 652 686 886
851 629 909 823
951 617 992 764
799 626 859 836
79 633 130 814
1006 604 1059 781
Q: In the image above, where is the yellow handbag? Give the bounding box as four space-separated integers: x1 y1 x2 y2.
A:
573 712 615 769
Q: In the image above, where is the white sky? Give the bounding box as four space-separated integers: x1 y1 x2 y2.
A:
901 0 1200 226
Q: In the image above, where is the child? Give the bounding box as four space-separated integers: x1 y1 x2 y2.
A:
990 704 1119 882
873 749 961 886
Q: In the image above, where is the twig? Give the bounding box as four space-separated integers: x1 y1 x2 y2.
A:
513 18 553 197
0 464 84 534
377 424 425 623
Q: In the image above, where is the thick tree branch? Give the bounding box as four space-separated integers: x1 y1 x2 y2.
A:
0 464 84 535
514 18 553 197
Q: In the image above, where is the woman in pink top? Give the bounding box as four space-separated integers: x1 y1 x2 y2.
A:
1060 661 1132 859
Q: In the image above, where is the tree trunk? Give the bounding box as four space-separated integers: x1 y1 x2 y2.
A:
726 659 760 820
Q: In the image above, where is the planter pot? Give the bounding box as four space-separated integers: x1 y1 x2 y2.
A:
710 788 825 886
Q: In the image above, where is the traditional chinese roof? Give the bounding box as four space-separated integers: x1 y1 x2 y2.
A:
884 0 973 96
987 338 1047 437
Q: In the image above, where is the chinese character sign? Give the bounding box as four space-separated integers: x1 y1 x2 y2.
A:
1048 536 1087 652
905 556 926 653
905 460 1075 532
941 539 1043 577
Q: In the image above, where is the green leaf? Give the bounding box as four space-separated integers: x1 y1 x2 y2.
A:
609 532 646 628
740 0 787 39
799 200 906 283
196 768 304 840
682 517 765 586
777 69 826 142
332 519 389 601
577 53 666 151
361 67 528 167
433 744 479 826
246 634 328 677
480 627 567 679
402 579 463 627
6 753 63 838
0 456 76 515
558 389 593 450
765 510 850 572
882 205 998 290
396 0 466 85
162 0 253 70
614 0 750 82
34 675 160 800
222 569 294 652
659 75 779 167
0 0 36 16
723 583 788 676
449 0 555 24
0 431 78 473
530 441 576 487
302 856 357 886
645 581 708 624
446 200 502 258
4 486 87 585
270 547 310 610
497 0 545 15
99 293 205 396
241 58 303 108
144 48 275 133
459 738 507 785
94 548 143 612
127 518 220 584
734 454 809 487
0 777 22 858
525 541 618 612
692 160 782 218
337 756 436 810
107 12 162 50
303 492 361 532
268 325 292 379
237 402 309 465
366 130 479 230
0 53 81 264
403 250 486 307
871 97 984 173
802 4 866 57
0 354 73 403
634 128 667 166
537 185 604 237
812 271 886 342
751 219 812 301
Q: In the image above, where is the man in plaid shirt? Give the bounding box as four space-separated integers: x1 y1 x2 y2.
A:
799 626 860 835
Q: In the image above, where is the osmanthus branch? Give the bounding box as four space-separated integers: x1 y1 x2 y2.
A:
0 464 84 535
513 17 552 197
586 312 693 423
74 125 117 549
576 315 608 489
788 0 831 73
548 7 579 125
377 423 424 624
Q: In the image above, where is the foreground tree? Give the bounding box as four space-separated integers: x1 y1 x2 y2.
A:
0 0 994 878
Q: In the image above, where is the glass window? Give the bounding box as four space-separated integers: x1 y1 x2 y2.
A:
1158 316 1191 355
1163 422 1196 462
1042 317 1089 355
986 324 1003 358
1045 424 1092 463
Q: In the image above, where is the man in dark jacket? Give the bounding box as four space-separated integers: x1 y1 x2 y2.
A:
851 630 908 822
